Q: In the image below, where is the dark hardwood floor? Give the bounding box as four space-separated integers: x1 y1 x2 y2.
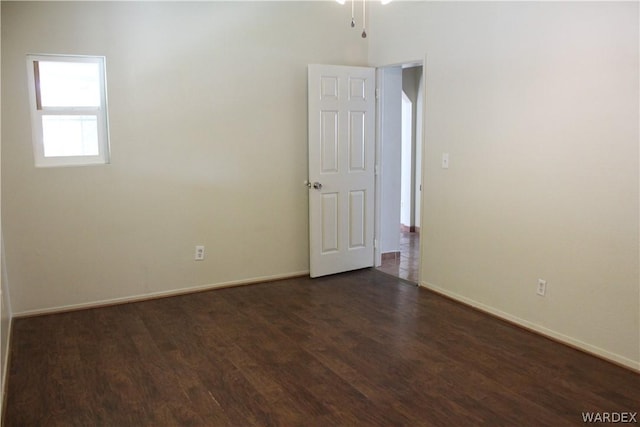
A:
4 269 638 426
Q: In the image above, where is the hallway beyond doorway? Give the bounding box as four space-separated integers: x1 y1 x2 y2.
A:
376 231 419 283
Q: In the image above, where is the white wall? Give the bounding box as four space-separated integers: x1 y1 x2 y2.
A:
379 66 402 254
400 91 412 227
370 2 639 369
401 65 423 229
415 69 423 230
0 3 9 412
1 1 368 315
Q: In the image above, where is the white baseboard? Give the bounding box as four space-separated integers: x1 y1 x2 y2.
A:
420 281 640 373
14 270 310 318
1 315 12 414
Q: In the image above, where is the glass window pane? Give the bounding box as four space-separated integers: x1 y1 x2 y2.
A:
39 61 101 107
42 115 99 157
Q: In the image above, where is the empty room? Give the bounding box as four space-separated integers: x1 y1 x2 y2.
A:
0 0 638 425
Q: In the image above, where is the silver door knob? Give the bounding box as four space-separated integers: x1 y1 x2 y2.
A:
304 180 323 190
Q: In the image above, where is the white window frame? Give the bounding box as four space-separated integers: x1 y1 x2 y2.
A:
26 54 110 167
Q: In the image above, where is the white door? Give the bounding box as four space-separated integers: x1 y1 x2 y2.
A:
308 64 376 278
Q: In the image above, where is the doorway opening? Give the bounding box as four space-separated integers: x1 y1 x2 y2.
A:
375 63 423 284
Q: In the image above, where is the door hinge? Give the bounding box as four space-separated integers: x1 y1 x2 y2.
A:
375 88 380 100
374 239 378 249
375 164 379 176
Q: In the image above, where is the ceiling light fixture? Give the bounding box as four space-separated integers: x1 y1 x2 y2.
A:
336 0 392 39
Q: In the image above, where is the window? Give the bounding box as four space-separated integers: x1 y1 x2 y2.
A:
27 55 110 167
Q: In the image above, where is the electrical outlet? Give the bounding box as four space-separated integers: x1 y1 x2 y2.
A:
195 245 205 261
537 279 547 296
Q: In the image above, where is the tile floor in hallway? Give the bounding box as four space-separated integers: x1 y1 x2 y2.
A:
376 231 419 283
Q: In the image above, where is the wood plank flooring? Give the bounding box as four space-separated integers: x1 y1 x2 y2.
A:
3 269 639 426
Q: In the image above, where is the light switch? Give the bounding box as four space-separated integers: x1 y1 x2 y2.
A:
442 153 449 169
